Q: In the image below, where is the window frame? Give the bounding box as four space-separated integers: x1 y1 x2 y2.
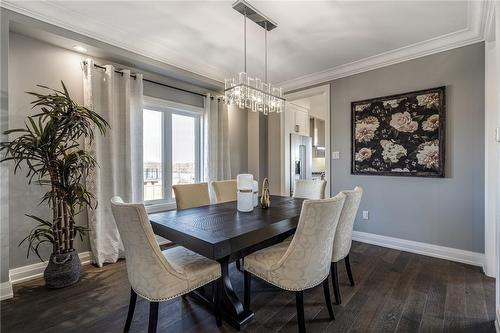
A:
143 96 204 208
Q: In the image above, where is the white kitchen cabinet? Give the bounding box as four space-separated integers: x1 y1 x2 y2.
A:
293 107 309 136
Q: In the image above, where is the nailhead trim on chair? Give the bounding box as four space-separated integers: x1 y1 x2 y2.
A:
244 267 329 292
132 274 221 302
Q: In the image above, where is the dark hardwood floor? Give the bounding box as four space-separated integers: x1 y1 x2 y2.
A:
1 242 495 333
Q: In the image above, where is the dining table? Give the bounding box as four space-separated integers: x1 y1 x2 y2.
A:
149 195 305 330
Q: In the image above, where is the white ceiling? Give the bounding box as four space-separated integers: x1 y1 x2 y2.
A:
2 1 491 90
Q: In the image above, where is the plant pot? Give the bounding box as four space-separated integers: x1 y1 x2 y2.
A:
44 250 81 289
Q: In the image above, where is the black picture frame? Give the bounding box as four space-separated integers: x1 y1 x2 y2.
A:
351 86 446 177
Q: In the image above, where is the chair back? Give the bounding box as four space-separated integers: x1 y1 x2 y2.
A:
110 197 187 300
293 179 327 199
173 183 210 209
332 187 363 262
211 179 237 203
274 192 346 290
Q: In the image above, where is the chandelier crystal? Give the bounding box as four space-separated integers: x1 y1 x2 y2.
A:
224 0 285 114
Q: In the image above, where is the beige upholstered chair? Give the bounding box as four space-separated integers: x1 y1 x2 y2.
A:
172 183 210 210
211 179 237 203
282 179 328 243
110 197 222 332
243 193 346 333
331 186 363 305
293 179 327 200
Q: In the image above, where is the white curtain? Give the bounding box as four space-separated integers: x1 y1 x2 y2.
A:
204 94 231 183
83 59 144 267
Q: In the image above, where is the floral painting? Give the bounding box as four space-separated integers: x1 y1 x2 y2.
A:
351 87 445 177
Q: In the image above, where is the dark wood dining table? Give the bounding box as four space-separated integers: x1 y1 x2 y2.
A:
149 195 304 330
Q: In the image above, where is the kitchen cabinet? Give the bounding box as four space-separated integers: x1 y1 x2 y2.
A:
293 108 309 136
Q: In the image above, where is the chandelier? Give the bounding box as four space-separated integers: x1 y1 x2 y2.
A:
224 0 285 114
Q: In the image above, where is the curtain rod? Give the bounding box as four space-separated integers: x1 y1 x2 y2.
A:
87 62 209 98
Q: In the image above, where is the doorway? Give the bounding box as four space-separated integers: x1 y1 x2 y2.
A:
282 85 331 197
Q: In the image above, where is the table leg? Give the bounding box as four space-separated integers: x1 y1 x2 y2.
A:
217 256 254 330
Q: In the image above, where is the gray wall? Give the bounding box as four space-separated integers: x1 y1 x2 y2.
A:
228 105 248 177
1 8 11 283
328 43 485 253
6 32 245 270
8 33 91 268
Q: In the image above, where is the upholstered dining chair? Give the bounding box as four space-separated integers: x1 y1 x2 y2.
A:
211 179 237 203
243 193 346 333
110 197 222 333
330 186 363 305
293 179 327 200
172 182 210 210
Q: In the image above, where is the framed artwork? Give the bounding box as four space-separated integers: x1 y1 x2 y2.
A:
351 87 446 177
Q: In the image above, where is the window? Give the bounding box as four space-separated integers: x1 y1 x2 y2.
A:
143 98 202 204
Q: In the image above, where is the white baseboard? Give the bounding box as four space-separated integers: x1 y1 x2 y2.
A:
9 251 92 285
352 231 485 268
0 281 13 301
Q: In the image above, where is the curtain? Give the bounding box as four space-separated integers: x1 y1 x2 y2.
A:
83 59 144 267
204 94 231 183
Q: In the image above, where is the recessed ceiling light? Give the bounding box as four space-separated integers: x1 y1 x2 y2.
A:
73 45 87 53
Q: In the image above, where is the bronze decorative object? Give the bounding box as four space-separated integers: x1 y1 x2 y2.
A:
260 178 270 209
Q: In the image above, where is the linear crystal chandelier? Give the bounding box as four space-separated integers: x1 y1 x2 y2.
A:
224 0 285 114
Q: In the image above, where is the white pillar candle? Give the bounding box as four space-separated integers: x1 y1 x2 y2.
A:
237 174 254 212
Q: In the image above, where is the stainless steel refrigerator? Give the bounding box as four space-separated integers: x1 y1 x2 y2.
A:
290 133 312 197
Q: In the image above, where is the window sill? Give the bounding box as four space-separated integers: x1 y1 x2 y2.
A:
145 201 177 213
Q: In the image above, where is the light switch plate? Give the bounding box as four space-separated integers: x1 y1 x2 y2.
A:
332 151 340 159
496 128 500 142
362 211 369 220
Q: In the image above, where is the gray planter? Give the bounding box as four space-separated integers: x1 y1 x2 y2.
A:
44 250 81 288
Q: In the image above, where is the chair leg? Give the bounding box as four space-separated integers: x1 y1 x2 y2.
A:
345 255 355 286
236 259 241 271
148 302 159 333
322 278 335 320
244 270 251 311
124 288 137 332
236 258 245 272
214 279 222 327
331 262 341 305
296 291 306 333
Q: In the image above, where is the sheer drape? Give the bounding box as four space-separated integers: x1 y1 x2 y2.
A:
204 94 231 183
83 59 144 267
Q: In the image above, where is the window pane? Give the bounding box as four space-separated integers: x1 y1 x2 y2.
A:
143 109 163 201
172 114 196 194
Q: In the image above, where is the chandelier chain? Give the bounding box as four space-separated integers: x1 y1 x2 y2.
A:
244 9 247 73
265 22 268 83
225 1 285 114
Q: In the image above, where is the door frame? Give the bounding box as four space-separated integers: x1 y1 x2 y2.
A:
284 84 331 197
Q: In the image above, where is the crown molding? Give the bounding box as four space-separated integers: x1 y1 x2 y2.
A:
279 1 494 92
484 0 496 42
0 1 226 84
1 1 494 92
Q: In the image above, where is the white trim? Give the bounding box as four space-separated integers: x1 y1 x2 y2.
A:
9 251 92 285
496 308 500 333
484 0 496 42
484 38 497 278
352 231 485 268
0 281 13 301
285 84 331 197
144 96 204 115
0 1 226 83
1 1 495 93
280 1 494 92
146 201 177 213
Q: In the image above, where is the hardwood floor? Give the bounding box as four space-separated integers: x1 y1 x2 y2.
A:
1 242 495 333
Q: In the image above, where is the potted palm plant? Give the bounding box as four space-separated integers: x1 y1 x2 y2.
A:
1 82 109 288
